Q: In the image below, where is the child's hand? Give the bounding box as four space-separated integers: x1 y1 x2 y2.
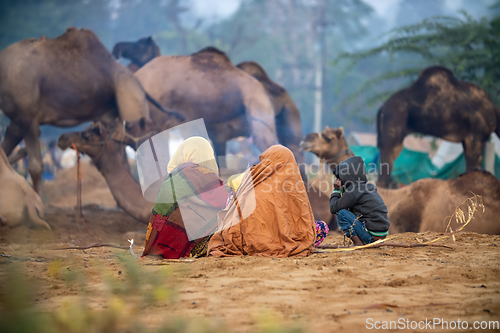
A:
333 179 342 190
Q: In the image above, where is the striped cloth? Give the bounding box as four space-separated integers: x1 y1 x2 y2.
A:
142 162 230 259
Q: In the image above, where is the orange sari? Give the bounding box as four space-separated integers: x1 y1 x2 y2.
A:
208 145 316 257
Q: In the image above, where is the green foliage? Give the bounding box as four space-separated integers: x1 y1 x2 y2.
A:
0 0 112 51
335 12 500 121
0 256 305 333
0 257 177 333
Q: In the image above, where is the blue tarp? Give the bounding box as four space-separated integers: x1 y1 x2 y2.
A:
350 146 500 185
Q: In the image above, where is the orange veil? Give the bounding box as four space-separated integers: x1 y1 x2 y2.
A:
208 145 316 257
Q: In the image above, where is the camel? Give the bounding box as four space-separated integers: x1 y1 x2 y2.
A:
0 147 51 230
300 126 353 170
0 28 180 192
58 124 152 223
108 41 303 165
236 61 304 165
377 66 500 188
112 36 160 72
121 47 280 158
379 171 500 235
300 126 500 234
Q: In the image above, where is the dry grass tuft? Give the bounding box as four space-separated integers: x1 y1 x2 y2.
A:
438 193 485 242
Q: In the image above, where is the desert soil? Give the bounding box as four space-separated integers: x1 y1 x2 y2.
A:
1 163 499 332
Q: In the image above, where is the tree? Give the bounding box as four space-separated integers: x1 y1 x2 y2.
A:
335 12 500 123
205 0 374 134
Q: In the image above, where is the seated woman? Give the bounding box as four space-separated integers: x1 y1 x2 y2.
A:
142 137 231 259
208 145 318 257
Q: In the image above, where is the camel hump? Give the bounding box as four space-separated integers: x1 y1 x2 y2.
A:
457 169 498 183
454 170 500 200
237 61 269 81
192 46 231 61
189 46 233 71
237 61 285 97
49 27 110 58
415 66 458 87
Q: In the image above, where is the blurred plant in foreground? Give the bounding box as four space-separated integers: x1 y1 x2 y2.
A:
0 254 179 333
0 254 304 333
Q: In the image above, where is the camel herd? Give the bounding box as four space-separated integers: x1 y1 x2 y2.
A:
0 28 499 236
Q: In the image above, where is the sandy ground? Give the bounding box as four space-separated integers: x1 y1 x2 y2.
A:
0 203 499 332
1 164 499 332
42 161 118 209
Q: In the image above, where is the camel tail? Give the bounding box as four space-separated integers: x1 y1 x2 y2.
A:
376 108 384 149
145 93 185 122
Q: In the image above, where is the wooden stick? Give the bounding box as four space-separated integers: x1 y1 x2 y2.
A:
51 243 129 250
71 142 92 235
317 242 453 251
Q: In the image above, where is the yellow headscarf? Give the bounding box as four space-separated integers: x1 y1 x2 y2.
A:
167 136 219 175
227 172 245 191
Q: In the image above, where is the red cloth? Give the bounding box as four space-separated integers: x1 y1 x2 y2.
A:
142 163 230 259
142 212 195 259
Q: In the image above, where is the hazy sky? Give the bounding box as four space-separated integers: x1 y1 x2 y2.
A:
190 0 496 27
190 0 242 21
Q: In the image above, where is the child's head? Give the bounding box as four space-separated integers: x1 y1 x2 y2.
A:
333 156 367 187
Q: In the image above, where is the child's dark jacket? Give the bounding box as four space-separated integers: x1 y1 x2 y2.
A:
330 156 390 233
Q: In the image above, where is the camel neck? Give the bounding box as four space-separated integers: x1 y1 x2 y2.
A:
324 149 354 171
94 142 151 223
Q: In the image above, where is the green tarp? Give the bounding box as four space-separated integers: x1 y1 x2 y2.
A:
350 146 500 185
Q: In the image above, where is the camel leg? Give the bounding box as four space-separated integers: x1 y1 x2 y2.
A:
1 122 24 156
213 139 227 169
23 123 43 193
8 148 27 164
245 97 279 153
288 143 307 181
248 116 279 154
378 142 404 188
462 135 483 172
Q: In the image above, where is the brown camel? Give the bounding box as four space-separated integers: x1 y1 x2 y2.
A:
0 147 50 230
112 36 160 72
300 126 500 234
300 126 353 170
0 28 171 192
125 47 280 158
379 171 500 235
236 61 304 165
58 124 152 223
377 66 500 188
108 41 302 165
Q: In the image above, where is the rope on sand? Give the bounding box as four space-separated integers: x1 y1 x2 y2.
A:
49 241 196 263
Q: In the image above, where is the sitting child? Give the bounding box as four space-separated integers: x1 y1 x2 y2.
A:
330 156 390 246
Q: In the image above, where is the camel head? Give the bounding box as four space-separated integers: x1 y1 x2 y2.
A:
112 36 160 68
57 122 111 162
299 126 347 160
